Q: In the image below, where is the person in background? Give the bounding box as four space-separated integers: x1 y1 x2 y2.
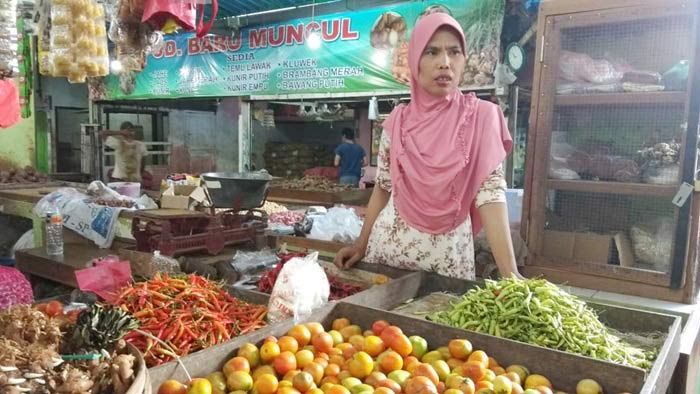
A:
101 121 152 188
334 127 368 187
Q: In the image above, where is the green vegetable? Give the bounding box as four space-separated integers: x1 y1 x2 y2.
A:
428 278 655 370
69 304 139 352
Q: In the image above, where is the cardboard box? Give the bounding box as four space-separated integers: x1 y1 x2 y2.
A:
542 230 612 264
160 185 208 210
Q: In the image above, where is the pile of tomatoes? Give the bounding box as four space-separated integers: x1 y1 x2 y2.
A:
158 318 610 394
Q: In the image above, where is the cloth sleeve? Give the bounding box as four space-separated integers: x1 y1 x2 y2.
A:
375 130 392 191
474 164 507 208
105 136 119 149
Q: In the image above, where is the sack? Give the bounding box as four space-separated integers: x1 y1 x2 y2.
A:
268 252 329 323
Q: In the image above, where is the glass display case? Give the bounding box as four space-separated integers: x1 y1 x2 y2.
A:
523 0 700 302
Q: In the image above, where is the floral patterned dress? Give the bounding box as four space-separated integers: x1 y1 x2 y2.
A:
365 130 506 280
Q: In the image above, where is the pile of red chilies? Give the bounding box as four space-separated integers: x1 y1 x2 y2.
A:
114 273 267 366
257 253 363 300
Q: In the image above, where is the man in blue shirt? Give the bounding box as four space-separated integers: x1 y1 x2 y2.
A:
334 128 367 187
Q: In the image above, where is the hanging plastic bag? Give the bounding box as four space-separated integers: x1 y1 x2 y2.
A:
142 0 196 31
268 252 330 324
0 79 20 128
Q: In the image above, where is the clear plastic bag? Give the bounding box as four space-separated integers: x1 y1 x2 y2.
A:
268 252 330 323
231 249 279 275
151 250 181 274
309 207 363 243
630 218 673 272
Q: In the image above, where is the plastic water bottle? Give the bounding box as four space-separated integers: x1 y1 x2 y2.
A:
46 206 64 256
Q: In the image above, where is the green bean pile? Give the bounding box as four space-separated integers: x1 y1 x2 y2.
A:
428 278 654 369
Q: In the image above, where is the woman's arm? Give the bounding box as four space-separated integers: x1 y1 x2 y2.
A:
478 202 523 279
334 186 390 269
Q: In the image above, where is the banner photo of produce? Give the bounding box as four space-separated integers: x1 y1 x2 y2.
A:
104 0 503 99
158 318 616 394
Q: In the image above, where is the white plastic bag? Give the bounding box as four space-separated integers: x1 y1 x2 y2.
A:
309 207 363 243
268 252 330 323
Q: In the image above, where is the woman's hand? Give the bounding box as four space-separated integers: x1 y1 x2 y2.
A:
334 244 366 270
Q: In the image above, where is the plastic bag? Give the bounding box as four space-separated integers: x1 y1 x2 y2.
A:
231 249 279 275
630 218 673 272
309 207 363 243
75 258 132 302
151 250 181 274
268 252 330 323
11 230 35 258
559 51 623 84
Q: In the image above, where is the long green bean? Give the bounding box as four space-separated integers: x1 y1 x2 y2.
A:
428 278 654 369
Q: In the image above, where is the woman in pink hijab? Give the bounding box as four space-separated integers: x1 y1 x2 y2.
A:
334 12 522 280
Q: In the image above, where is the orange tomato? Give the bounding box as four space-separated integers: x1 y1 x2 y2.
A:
459 378 476 394
320 376 340 386
348 351 374 379
448 340 473 361
158 379 187 394
491 367 506 376
313 333 334 354
252 365 276 381
378 350 403 373
296 350 315 369
436 382 446 394
534 387 553 394
504 372 521 385
462 361 487 383
277 387 302 394
372 320 390 336
306 322 326 337
403 356 421 374
348 335 365 351
278 336 300 354
332 318 351 331
305 362 325 385
389 334 413 357
308 389 324 394
467 351 489 368
261 342 281 364
283 370 301 382
413 363 440 386
365 371 388 388
375 388 395 394
363 336 387 357
293 372 315 393
45 301 63 317
314 357 330 369
288 325 313 347
255 374 279 394
475 381 493 391
379 326 403 345
223 357 251 375
238 343 261 368
376 379 402 394
274 352 297 376
446 358 463 371
511 383 524 394
325 363 341 377
264 336 278 343
340 325 363 341
481 370 496 383
405 376 438 394
326 385 351 394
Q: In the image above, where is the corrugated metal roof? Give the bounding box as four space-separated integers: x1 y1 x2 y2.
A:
216 0 338 18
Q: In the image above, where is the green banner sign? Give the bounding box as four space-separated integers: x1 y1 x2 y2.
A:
105 0 503 100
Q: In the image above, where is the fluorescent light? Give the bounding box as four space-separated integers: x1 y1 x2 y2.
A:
110 60 122 74
307 31 321 50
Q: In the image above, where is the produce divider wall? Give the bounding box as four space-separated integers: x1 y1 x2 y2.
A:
344 271 682 393
149 302 672 394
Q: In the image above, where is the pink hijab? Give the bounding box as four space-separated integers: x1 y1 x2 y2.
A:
383 13 512 235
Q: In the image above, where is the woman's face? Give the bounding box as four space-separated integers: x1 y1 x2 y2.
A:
417 27 466 97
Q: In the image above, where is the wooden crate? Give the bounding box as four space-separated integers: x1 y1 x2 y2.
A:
232 259 412 305
148 302 677 394
347 272 681 393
